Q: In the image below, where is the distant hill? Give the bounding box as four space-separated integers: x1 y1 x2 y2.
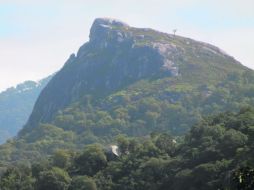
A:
0 75 52 143
1 18 254 163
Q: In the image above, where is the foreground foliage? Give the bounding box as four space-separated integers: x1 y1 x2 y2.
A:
1 108 254 189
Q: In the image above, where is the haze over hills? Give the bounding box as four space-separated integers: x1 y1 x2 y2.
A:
0 75 52 144
0 18 254 164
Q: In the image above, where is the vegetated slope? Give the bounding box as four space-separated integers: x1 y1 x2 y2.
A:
1 18 254 163
1 108 254 190
24 18 248 130
0 75 52 144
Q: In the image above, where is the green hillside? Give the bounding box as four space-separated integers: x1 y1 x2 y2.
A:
0 18 254 164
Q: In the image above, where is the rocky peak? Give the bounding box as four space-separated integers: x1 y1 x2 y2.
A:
91 18 129 29
89 18 130 47
22 18 246 130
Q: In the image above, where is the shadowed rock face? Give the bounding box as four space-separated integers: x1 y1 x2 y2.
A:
23 18 244 131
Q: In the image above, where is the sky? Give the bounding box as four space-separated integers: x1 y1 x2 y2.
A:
0 0 254 91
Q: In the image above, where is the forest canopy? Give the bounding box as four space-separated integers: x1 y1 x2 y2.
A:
1 108 254 190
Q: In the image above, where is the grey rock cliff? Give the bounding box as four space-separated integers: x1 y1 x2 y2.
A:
22 18 243 132
89 18 130 48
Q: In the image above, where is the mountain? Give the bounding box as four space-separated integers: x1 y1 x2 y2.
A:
0 75 52 144
22 18 253 133
1 18 254 163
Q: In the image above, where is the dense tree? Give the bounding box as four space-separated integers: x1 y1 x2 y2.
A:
52 149 72 169
155 133 176 155
0 166 34 190
69 176 97 190
1 109 254 189
74 144 107 176
36 167 70 190
231 167 254 190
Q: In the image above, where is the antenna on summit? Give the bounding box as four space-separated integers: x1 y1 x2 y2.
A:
173 29 177 36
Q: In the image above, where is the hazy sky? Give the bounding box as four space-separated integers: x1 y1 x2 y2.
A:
0 0 253 91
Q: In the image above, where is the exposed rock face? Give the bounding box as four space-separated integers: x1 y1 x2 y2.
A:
110 145 120 156
89 18 130 48
23 18 243 131
152 42 180 76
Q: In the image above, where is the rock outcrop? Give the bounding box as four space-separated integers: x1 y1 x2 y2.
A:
22 18 244 132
